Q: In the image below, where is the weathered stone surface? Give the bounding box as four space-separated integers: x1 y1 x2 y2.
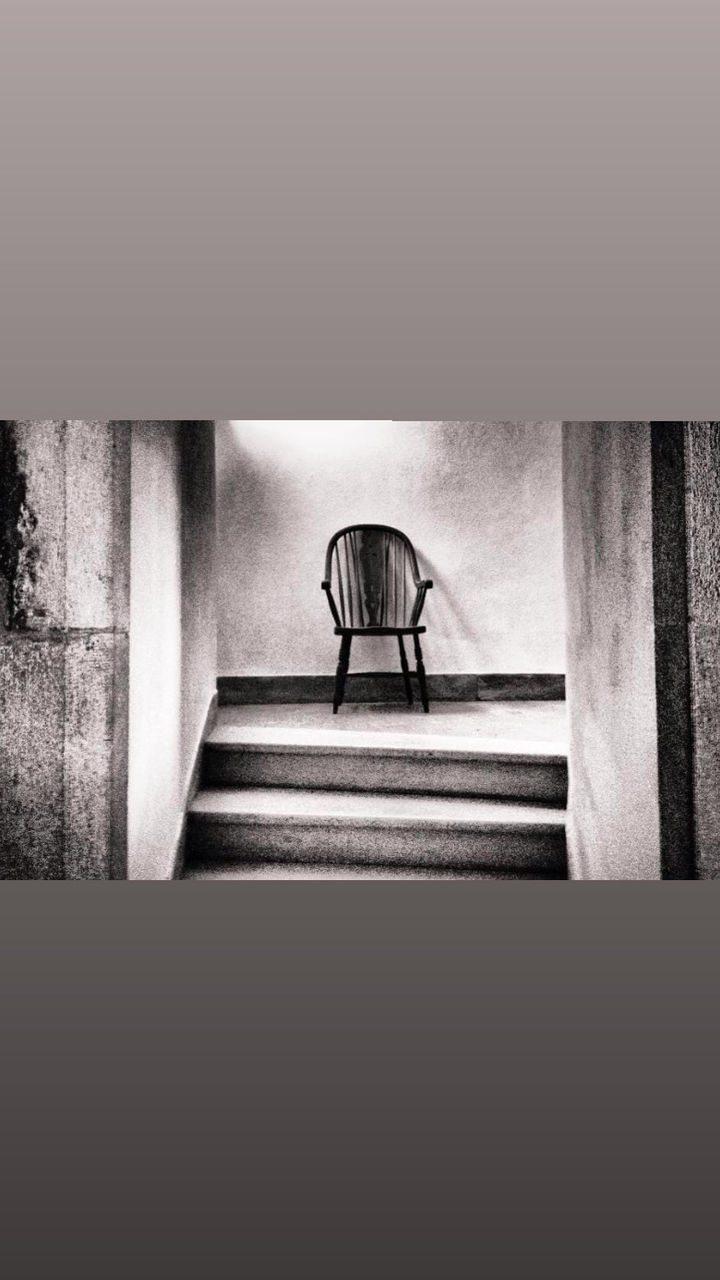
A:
688 623 720 878
0 421 131 878
0 638 65 878
110 422 132 634
63 633 116 878
684 424 720 878
0 426 27 631
65 422 116 629
109 632 130 880
686 423 720 624
0 421 66 631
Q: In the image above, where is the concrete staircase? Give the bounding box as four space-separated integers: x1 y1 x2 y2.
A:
183 708 568 880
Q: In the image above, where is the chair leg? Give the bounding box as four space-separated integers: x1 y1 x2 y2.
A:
333 635 352 713
398 635 414 707
413 634 430 713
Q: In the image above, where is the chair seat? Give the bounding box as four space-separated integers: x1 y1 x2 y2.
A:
334 625 427 637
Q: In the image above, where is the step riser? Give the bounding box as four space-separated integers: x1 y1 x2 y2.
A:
203 748 568 804
187 816 567 876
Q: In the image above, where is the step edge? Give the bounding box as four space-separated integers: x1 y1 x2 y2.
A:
187 809 567 834
204 739 568 766
183 863 567 880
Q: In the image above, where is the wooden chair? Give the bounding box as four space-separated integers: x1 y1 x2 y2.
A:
322 524 434 713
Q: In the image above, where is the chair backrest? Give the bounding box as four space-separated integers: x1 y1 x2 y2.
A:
325 525 422 628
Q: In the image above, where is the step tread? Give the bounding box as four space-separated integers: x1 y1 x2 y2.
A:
205 725 567 764
183 861 562 880
190 787 566 830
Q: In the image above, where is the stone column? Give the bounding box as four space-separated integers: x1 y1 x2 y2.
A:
0 421 130 878
685 423 720 878
563 421 720 880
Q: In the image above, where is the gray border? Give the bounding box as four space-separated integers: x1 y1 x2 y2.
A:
3 2 720 1275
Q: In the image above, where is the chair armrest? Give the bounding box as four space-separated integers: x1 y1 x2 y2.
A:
322 580 343 627
410 579 433 626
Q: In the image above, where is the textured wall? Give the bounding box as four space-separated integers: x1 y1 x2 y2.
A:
216 421 565 677
563 423 662 880
128 422 217 880
650 424 695 879
685 423 720 877
0 421 130 879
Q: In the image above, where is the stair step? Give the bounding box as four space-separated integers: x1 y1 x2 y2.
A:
184 861 565 881
203 726 567 803
186 788 567 876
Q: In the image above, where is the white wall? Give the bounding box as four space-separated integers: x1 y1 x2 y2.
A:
216 421 565 677
128 423 217 880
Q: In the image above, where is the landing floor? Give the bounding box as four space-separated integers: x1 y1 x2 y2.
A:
212 700 568 755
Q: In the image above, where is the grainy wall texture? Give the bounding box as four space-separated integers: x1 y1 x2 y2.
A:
650 424 695 879
563 423 662 880
128 422 217 880
685 422 720 877
0 421 130 879
216 421 565 678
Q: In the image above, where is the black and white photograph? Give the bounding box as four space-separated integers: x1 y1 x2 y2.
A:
4 2 720 1277
1 419 713 880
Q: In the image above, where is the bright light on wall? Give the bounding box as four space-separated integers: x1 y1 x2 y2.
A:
230 421 396 458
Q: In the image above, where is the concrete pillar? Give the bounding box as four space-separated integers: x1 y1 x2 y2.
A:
563 421 720 880
562 424 663 879
0 422 130 878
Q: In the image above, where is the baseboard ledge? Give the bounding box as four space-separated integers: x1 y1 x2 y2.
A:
217 674 565 706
